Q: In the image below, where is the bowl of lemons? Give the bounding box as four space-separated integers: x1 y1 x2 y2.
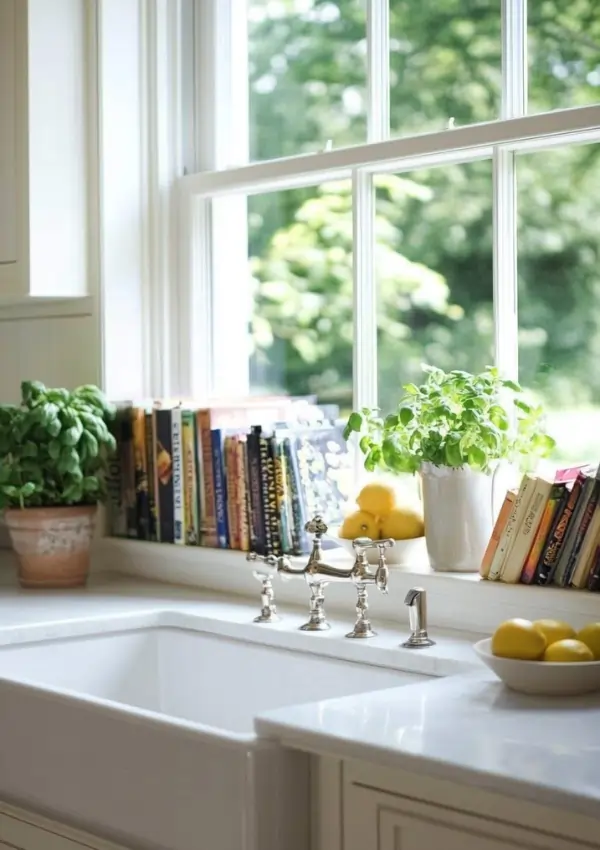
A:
330 482 426 567
474 619 600 696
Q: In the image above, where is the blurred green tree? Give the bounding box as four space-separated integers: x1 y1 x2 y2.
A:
247 0 600 433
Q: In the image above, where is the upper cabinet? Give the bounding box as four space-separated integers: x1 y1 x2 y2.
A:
0 0 90 300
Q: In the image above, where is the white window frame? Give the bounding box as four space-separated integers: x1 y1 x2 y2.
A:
176 0 600 411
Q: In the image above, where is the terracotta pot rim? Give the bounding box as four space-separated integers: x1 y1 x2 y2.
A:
4 504 98 519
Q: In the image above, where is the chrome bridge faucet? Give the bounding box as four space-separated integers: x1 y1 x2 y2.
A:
277 515 394 637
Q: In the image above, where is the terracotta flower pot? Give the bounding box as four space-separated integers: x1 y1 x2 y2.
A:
4 505 97 588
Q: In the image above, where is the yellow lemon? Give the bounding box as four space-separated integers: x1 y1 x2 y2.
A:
533 619 575 647
339 510 379 540
356 482 397 519
576 623 600 660
379 506 424 540
543 639 594 663
491 619 546 660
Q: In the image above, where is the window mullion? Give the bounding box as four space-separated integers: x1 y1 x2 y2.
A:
352 170 377 410
493 0 527 382
367 0 390 143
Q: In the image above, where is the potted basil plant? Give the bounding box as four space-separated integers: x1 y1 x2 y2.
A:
344 366 555 572
0 381 116 588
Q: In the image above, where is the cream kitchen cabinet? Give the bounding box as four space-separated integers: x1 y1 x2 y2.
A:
0 0 89 301
0 802 129 850
313 757 600 850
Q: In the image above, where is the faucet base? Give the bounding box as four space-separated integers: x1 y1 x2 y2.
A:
299 620 330 632
254 611 280 624
346 623 376 639
401 635 436 648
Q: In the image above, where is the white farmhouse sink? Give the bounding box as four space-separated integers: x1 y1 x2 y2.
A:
0 624 427 850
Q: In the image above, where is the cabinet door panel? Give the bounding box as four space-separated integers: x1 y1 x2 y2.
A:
0 0 17 264
344 782 587 850
380 808 539 850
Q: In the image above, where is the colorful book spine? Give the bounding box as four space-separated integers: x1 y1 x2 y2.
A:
247 427 265 555
236 438 251 552
276 439 293 554
487 474 536 581
181 410 200 545
536 474 585 585
211 429 230 548
197 410 217 547
283 435 306 555
106 406 129 537
144 411 158 541
225 436 240 549
131 407 150 540
480 490 516 578
154 408 174 543
587 546 600 591
171 408 185 546
520 483 564 583
258 430 274 556
563 476 600 585
267 436 282 556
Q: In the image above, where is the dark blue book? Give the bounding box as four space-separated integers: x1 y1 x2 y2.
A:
211 429 230 548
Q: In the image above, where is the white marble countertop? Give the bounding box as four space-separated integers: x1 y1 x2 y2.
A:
257 671 600 817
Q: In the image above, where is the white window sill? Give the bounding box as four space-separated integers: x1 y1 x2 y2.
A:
0 296 94 321
93 538 600 635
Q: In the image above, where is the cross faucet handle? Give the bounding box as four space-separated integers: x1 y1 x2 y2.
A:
246 551 278 568
305 515 328 537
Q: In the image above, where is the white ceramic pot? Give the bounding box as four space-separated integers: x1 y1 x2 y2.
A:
420 463 494 572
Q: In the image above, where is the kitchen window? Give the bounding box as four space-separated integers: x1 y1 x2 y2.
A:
176 0 600 462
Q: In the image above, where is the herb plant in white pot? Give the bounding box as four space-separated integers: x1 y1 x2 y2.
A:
344 366 555 572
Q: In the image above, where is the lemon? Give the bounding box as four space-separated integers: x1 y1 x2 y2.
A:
339 510 379 540
379 506 424 540
576 623 600 660
356 482 397 519
491 618 546 660
533 619 575 646
543 639 594 663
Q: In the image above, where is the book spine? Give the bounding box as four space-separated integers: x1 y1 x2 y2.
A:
283 436 307 555
247 429 266 555
258 432 274 556
197 410 217 547
155 409 174 543
587 546 600 591
267 436 282 557
225 437 240 549
131 408 150 540
144 411 158 541
536 476 584 585
211 429 230 548
480 490 515 578
181 410 200 545
276 439 293 554
171 408 185 546
487 476 533 581
521 483 563 583
564 482 600 586
236 438 251 552
106 407 129 537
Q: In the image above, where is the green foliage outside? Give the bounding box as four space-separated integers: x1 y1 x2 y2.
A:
0 382 116 509
246 1 600 461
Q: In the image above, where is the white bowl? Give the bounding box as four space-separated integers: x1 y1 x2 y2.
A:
474 638 600 696
327 531 427 568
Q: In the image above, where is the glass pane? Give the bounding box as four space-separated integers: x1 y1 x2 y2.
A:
389 0 501 138
248 0 367 162
376 161 494 415
529 2 600 113
248 182 354 414
517 143 600 463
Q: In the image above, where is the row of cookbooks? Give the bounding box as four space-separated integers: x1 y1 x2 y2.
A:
480 462 600 590
106 395 352 555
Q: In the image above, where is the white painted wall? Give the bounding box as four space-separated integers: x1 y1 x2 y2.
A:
0 314 99 403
